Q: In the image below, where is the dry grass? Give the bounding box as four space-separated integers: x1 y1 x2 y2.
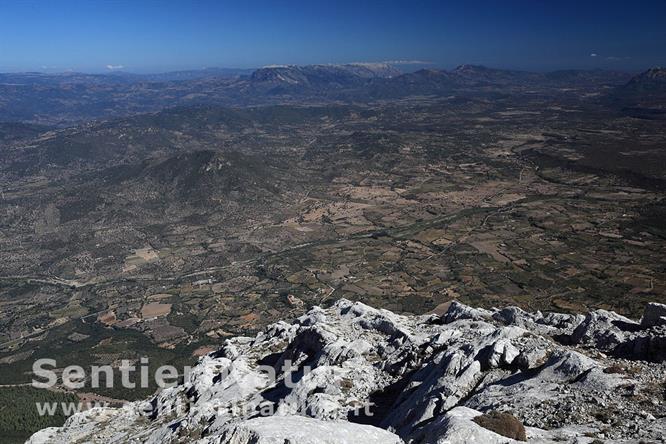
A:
473 411 527 441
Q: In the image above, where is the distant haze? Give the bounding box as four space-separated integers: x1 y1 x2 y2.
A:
0 0 665 73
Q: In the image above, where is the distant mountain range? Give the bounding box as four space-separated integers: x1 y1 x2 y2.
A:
1 63 664 125
249 63 400 90
0 67 254 85
610 67 666 115
108 67 256 82
248 63 634 92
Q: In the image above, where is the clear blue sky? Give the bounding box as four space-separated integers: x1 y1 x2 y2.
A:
0 0 665 73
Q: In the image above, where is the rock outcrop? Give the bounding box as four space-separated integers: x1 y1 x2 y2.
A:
29 299 666 443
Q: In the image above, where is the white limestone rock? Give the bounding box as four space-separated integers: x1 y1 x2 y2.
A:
28 299 666 444
213 416 403 444
415 406 524 444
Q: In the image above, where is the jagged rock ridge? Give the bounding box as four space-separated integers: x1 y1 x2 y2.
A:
29 300 666 443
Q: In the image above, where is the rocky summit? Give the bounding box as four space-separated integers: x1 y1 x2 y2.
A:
29 299 666 443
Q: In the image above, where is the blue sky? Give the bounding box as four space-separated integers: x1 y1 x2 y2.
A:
0 0 665 73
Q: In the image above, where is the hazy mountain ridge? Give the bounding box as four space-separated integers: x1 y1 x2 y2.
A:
611 67 666 115
0 64 640 125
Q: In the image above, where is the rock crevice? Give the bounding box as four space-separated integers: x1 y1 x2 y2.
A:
29 299 666 443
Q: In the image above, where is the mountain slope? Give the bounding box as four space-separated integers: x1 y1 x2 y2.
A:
247 63 401 95
610 67 666 115
29 299 666 443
